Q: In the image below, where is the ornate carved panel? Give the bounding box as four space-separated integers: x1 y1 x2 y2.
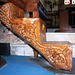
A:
0 3 24 28
0 3 72 70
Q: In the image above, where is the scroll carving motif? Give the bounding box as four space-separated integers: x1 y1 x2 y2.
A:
0 3 72 70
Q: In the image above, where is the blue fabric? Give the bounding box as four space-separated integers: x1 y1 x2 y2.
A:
38 7 47 19
0 55 54 75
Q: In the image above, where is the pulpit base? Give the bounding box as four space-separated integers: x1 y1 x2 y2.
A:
27 57 75 75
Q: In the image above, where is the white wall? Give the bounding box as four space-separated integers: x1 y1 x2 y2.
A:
46 33 75 43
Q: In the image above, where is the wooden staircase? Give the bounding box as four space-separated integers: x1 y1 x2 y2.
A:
0 3 72 70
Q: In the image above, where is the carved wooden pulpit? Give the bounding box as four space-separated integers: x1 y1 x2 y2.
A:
0 2 72 70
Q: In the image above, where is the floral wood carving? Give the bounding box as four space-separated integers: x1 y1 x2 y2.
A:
0 3 72 70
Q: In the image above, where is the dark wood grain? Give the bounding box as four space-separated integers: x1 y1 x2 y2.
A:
56 10 73 32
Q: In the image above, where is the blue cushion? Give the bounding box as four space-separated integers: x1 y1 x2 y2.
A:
38 6 47 19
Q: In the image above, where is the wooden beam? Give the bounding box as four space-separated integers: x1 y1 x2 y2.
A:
8 0 26 11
